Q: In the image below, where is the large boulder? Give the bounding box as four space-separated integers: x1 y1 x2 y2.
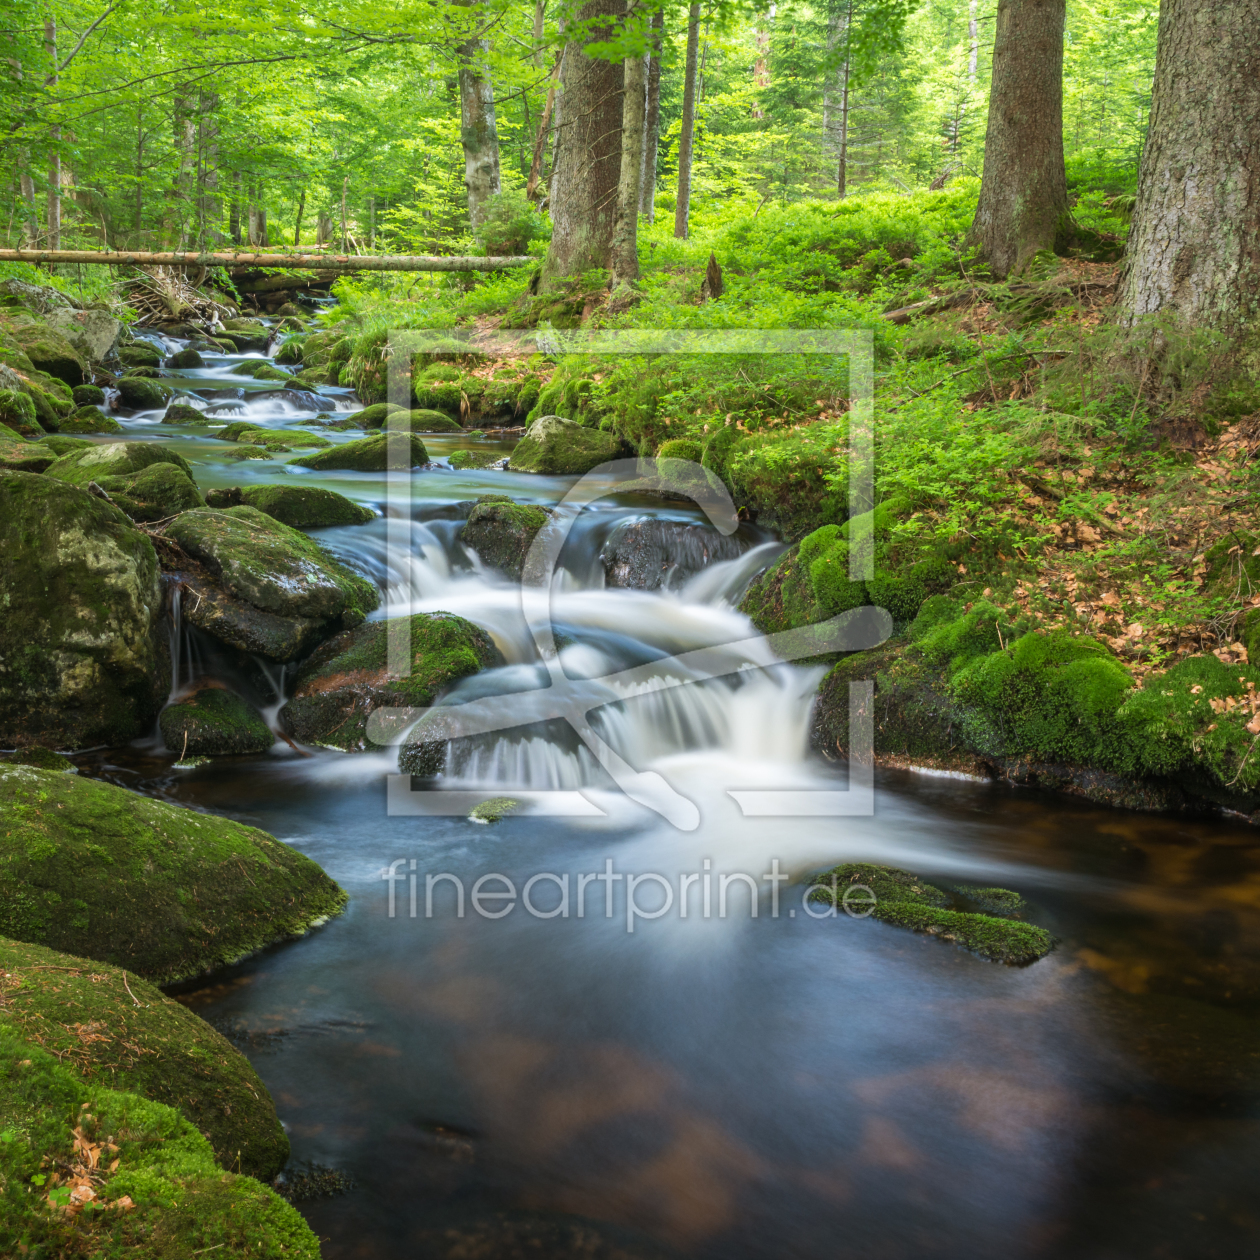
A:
211 421 331 452
0 386 41 436
56 405 123 434
115 375 173 409
205 483 374 528
94 461 204 522
281 612 501 751
0 426 56 472
165 347 204 368
288 431 429 471
166 506 379 661
117 341 163 368
0 277 74 315
601 519 747 590
351 404 463 433
460 495 552 582
0 472 165 747
508 414 625 475
0 763 347 984
45 440 194 486
0 935 290 1179
45 307 123 362
162 401 214 425
159 684 274 756
8 317 87 385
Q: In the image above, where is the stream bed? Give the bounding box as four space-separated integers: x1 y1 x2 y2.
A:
82 322 1260 1259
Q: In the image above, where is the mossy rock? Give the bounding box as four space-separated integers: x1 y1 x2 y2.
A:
281 613 501 752
117 342 163 368
166 348 204 369
218 330 271 353
10 320 87 385
228 483 374 528
116 376 174 409
741 524 869 635
24 370 75 428
94 462 204 523
0 472 165 747
57 404 123 434
160 685 274 756
6 747 77 772
288 432 429 471
0 426 56 473
449 448 504 470
0 1025 320 1257
274 338 305 365
71 383 105 407
468 797 519 823
36 434 92 458
401 408 463 433
230 361 289 383
344 402 409 429
167 505 378 627
0 764 347 983
121 365 164 379
413 378 464 413
460 496 552 582
45 440 194 486
211 422 330 452
218 445 274 462
656 438 704 464
162 401 212 425
808 862 1055 965
508 415 625 476
0 386 38 434
0 936 289 1179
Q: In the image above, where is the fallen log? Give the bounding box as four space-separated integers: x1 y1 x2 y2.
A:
0 248 534 273
234 273 319 294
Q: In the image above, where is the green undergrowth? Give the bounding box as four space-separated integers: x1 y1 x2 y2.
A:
0 1024 318 1259
807 862 1055 965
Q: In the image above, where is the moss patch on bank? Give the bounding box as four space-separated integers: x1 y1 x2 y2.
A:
0 937 289 1180
808 862 1055 965
0 766 347 984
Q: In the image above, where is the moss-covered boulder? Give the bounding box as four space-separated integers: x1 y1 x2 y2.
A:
0 472 165 747
117 341 163 368
0 1027 320 1258
57 404 124 434
159 685 274 756
46 308 123 363
0 385 39 434
352 404 463 433
275 337 305 365
204 483 375 528
460 495 552 582
229 361 289 383
211 421 330 452
0 764 346 983
9 319 87 385
45 439 194 486
280 612 501 751
162 401 212 425
116 375 173 409
94 462 204 522
5 746 77 772
508 415 624 475
38 435 92 457
741 525 869 634
166 347 204 369
344 402 407 429
807 862 1055 965
288 432 429 471
449 448 505 470
0 936 290 1178
0 426 56 472
72 383 105 407
166 506 379 661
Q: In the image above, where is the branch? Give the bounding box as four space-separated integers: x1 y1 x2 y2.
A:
55 4 120 76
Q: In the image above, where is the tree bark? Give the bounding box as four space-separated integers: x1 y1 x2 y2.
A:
610 5 647 289
197 90 221 247
173 91 197 247
229 173 241 245
674 1 701 239
455 0 503 231
540 0 625 288
45 19 61 251
640 8 663 219
294 189 305 246
1118 0 1260 337
968 0 1068 279
526 50 563 202
968 0 979 81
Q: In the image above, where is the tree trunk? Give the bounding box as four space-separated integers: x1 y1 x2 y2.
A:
526 51 563 202
968 0 979 81
674 1 701 240
456 0 503 231
640 9 663 220
968 0 1068 279
316 211 332 245
836 0 852 198
173 91 197 247
197 90 221 247
229 173 241 245
610 6 647 290
1118 0 1260 337
294 189 306 246
45 19 61 251
540 0 625 289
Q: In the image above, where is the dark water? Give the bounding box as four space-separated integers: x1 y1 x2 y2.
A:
90 322 1260 1259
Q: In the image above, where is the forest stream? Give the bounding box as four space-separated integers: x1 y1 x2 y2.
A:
64 320 1260 1260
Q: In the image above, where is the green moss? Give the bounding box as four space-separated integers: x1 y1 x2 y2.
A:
281 612 501 751
0 1025 319 1257
448 448 504 470
0 936 289 1179
6 748 76 772
401 409 464 433
0 388 37 434
71 384 105 407
57 406 123 434
10 319 87 385
165 348 204 369
229 362 289 383
161 402 213 426
211 422 330 452
115 377 174 409
468 797 519 823
288 432 429 471
230 484 374 528
274 337 305 365
39 435 93 457
159 687 274 757
508 415 624 475
460 497 551 581
0 765 347 984
46 441 194 487
0 427 56 473
807 862 1055 965
740 525 868 635
656 438 704 463
117 341 163 368
94 463 203 523
343 402 408 429
726 429 848 541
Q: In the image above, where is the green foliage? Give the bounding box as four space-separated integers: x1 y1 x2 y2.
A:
474 193 551 256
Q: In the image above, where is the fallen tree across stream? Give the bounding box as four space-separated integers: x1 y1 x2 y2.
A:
0 249 534 272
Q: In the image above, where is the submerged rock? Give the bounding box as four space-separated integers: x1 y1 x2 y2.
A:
459 495 552 582
507 414 625 475
601 519 746 590
288 432 429 471
808 862 1055 965
211 421 330 451
0 935 290 1179
0 472 165 747
94 461 204 522
0 764 347 984
281 612 501 751
160 684 274 756
205 483 374 528
166 506 379 661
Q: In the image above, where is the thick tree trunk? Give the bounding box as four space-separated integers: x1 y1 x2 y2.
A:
540 0 625 289
173 91 197 247
610 7 647 289
640 9 663 220
197 90 221 248
1119 0 1260 336
968 0 979 81
968 0 1068 279
674 1 701 239
456 1 503 231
